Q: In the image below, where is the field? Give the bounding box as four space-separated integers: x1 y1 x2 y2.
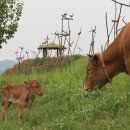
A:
0 56 130 130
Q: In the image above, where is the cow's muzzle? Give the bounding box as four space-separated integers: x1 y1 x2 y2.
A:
83 80 93 92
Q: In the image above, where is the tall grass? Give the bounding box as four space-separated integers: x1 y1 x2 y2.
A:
0 56 130 130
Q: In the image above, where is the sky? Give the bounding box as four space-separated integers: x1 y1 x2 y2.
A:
0 0 130 61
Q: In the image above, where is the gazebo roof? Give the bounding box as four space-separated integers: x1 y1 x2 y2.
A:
38 42 66 50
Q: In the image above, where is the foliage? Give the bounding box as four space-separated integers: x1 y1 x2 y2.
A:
4 55 82 75
0 0 23 47
1 57 130 129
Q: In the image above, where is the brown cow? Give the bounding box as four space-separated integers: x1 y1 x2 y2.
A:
2 79 43 123
84 22 130 92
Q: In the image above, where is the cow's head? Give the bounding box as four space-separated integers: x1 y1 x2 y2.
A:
24 80 43 96
84 54 110 92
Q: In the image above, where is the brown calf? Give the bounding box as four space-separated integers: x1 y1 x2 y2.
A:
2 79 43 123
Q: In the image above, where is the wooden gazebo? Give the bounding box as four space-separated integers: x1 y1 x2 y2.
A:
38 42 66 57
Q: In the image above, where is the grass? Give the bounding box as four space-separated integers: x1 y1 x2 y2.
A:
0 56 130 130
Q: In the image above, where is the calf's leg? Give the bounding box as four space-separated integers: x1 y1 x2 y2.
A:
29 103 35 115
17 102 25 123
2 98 9 122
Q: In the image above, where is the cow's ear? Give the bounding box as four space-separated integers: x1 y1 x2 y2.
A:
92 54 100 65
87 54 93 58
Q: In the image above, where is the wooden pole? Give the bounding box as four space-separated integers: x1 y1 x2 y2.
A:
114 0 117 39
73 29 82 55
111 0 130 36
89 26 96 54
111 0 130 7
116 4 122 36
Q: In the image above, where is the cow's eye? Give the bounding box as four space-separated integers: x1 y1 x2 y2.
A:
87 69 90 74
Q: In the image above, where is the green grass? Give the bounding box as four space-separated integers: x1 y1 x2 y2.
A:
0 56 130 130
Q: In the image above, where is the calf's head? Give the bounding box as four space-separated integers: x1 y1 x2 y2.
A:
25 80 43 96
31 80 43 96
84 54 110 92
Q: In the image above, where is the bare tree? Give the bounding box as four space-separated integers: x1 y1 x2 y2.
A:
73 28 82 55
89 26 96 54
33 50 40 59
15 47 24 71
103 0 130 51
104 12 115 50
25 50 32 73
78 47 83 55
111 0 130 36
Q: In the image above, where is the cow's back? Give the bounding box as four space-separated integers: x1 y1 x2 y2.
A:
120 23 130 53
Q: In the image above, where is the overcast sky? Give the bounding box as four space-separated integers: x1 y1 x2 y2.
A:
0 0 130 61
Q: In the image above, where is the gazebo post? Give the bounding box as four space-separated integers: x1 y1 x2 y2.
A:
45 49 47 57
43 48 47 58
42 49 44 58
57 49 59 57
59 48 62 57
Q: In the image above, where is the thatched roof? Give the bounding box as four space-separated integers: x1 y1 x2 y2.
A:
38 42 66 50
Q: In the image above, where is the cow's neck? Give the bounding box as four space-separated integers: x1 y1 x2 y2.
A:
102 40 125 79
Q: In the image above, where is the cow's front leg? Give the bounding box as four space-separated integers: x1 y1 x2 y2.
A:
17 102 24 123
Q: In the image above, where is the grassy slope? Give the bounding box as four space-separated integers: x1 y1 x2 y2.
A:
0 56 130 130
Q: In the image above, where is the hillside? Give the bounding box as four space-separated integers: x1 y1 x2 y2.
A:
3 55 82 75
0 60 16 74
0 56 130 130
